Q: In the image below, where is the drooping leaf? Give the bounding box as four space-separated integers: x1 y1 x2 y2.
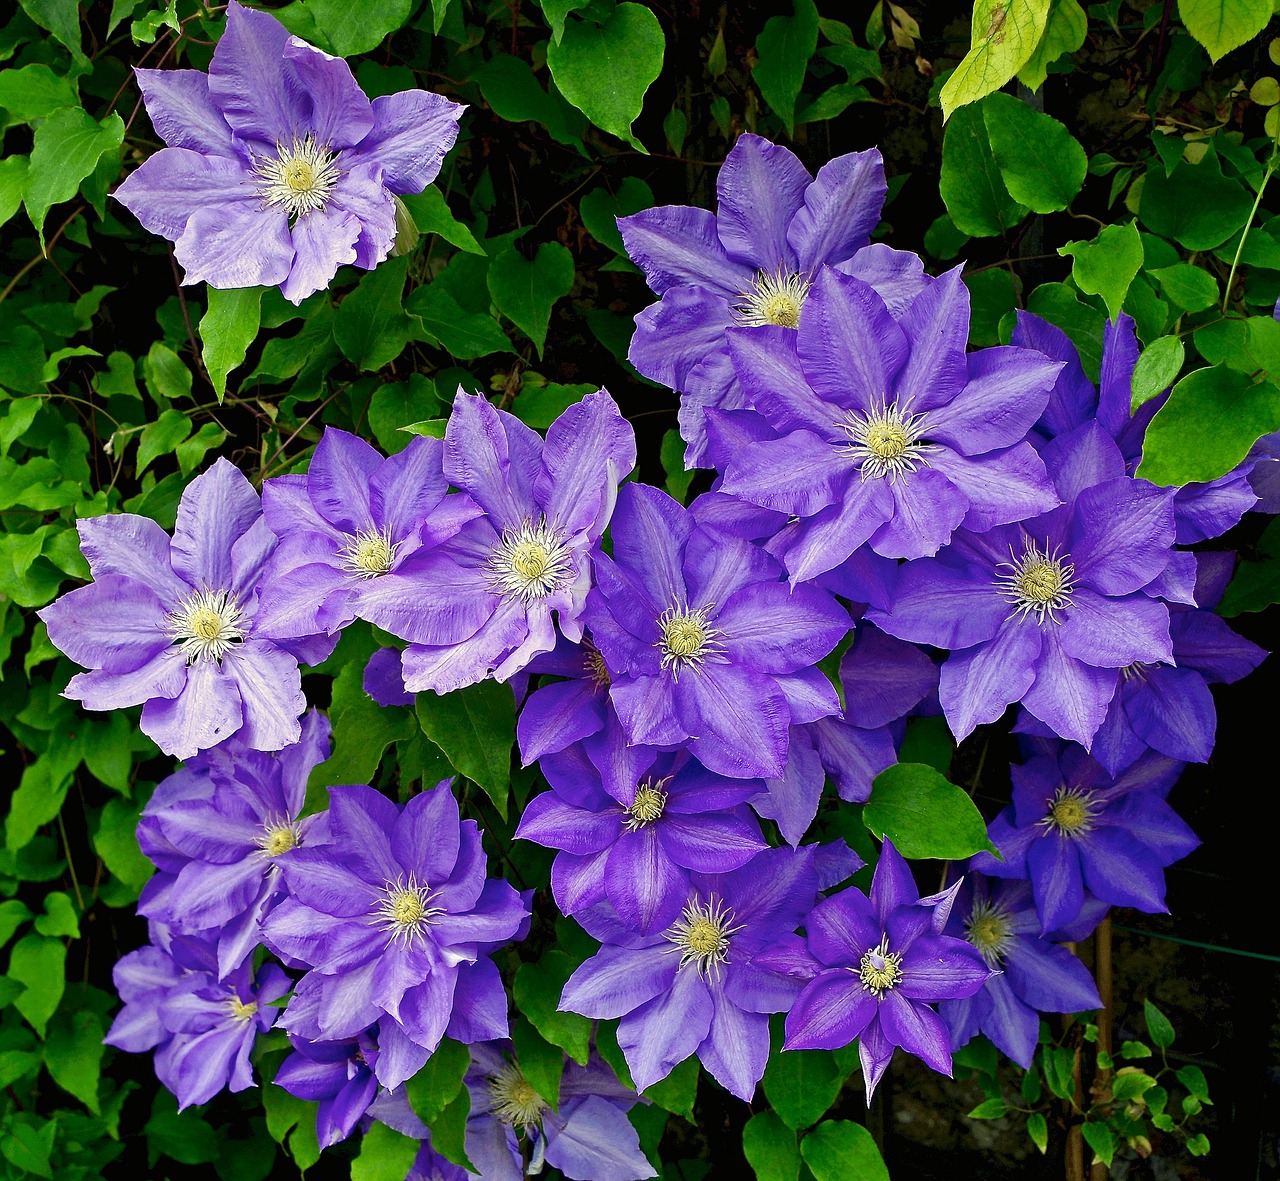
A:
24 108 125 247
800 1120 890 1181
1017 0 1087 91
200 287 263 401
1058 221 1144 321
752 0 820 135
939 103 1028 237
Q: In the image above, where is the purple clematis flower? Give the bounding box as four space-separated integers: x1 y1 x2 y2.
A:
105 923 288 1110
970 744 1200 934
114 1 463 302
767 840 991 1101
255 429 475 641
137 708 331 977
869 421 1181 748
620 134 928 465
261 782 529 1090
560 845 839 1100
515 633 615 766
38 458 317 759
353 389 636 695
706 266 1061 581
584 483 851 779
461 1043 656 1181
939 875 1102 1069
515 713 768 933
273 1028 380 1148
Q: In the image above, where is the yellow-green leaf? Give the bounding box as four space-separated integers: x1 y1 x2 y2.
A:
940 0 1051 121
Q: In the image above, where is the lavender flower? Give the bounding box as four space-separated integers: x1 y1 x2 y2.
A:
105 924 288 1110
769 840 990 1101
137 709 331 977
620 134 928 465
356 390 636 695
584 483 850 779
261 783 528 1088
515 714 768 933
940 875 1102 1068
869 421 1180 748
560 846 836 1100
516 634 615 765
38 458 315 759
273 1028 380 1149
707 266 1061 581
970 744 1200 933
114 1 463 302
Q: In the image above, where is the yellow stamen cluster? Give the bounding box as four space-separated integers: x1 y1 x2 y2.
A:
253 135 341 218
837 401 936 482
486 519 573 603
1039 786 1099 837
663 896 743 979
996 541 1077 625
624 777 670 831
656 603 723 679
857 937 903 997
735 270 812 329
342 527 397 578
167 588 246 664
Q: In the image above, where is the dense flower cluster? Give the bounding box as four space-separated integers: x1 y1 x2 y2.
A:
42 10 1274 1178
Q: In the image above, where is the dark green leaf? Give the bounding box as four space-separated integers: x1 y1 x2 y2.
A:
486 241 574 358
743 1111 800 1181
136 409 193 477
512 1018 565 1110
0 64 78 126
415 680 515 816
762 1048 848 1131
0 1117 54 1179
940 103 1028 237
1025 282 1105 381
967 1098 1008 1119
1140 153 1254 251
43 1007 104 1112
428 1089 476 1172
983 92 1086 213
405 1038 470 1126
351 1120 420 1181
336 257 414 371
406 285 510 359
644 1054 699 1120
368 374 443 453
863 763 998 859
24 108 124 247
200 286 262 400
579 177 654 256
145 1101 220 1167
753 0 819 135
800 1120 889 1181
514 951 592 1064
1026 1111 1049 1153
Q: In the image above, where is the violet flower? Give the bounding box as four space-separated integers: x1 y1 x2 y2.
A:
461 1043 656 1181
515 633 615 766
356 390 636 695
273 1029 379 1149
261 783 529 1089
137 709 331 977
620 134 928 465
114 1 463 303
105 924 288 1110
707 266 1061 581
970 744 1200 933
769 840 990 1101
584 483 851 779
939 875 1102 1069
560 845 838 1100
869 421 1180 748
38 458 316 759
515 713 768 933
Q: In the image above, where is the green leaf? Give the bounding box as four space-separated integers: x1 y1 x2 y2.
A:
18 0 82 59
1081 1120 1116 1166
336 257 414 371
510 380 598 429
539 0 591 43
406 1038 471 1125
136 408 193 477
1177 0 1270 62
1017 0 1087 91
663 105 687 155
351 1120 420 1181
661 429 694 504
177 421 229 477
967 1098 1009 1119
1111 1071 1157 1101
0 64 78 126
33 892 79 939
200 286 262 400
1026 1111 1049 1152
752 0 820 135
406 286 510 359
93 797 155 895
512 1018 565 1109
7 934 65 1037
546 2 665 150
400 188 485 256
142 341 193 402
1057 221 1143 321
644 1054 699 1120
472 55 587 151
983 93 1086 213
863 763 998 859
1176 1063 1211 1102
130 0 180 44
368 374 443 454
80 714 139 792
0 901 32 947
1026 282 1105 382
302 0 412 55
800 1120 889 1181
1140 153 1254 251
486 241 574 357
579 177 654 256
1131 335 1185 411
514 951 592 1064
428 1089 476 1172
1186 1132 1210 1156
0 156 28 228
1149 262 1218 312
1143 999 1175 1049
145 1101 220 1167
762 1048 848 1131
742 1111 800 1181
939 102 1028 237
0 1118 53 1180
0 1050 39 1088
415 680 515 817
43 1007 104 1113
24 108 124 248
939 0 1051 121
1219 519 1280 615
6 743 80 851
1139 365 1280 485
1195 315 1280 374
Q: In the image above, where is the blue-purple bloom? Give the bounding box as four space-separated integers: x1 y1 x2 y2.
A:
105 924 288 1110
940 875 1102 1068
584 483 851 779
515 634 614 766
515 714 767 933
114 1 463 302
39 458 318 759
971 744 1200 933
620 134 927 465
708 267 1061 579
261 782 529 1089
560 845 842 1100
355 390 636 695
274 1028 380 1148
765 840 990 1101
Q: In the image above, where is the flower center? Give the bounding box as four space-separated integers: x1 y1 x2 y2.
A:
624 777 670 831
735 270 811 329
254 135 340 218
1039 786 1099 838
372 874 444 947
341 527 397 578
964 898 1014 968
582 639 611 690
663 896 742 979
1120 661 1151 682
166 589 246 664
257 818 301 858
995 541 1077 625
837 401 936 481
856 937 903 997
227 997 258 1023
487 519 573 604
656 603 723 679
488 1064 547 1130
